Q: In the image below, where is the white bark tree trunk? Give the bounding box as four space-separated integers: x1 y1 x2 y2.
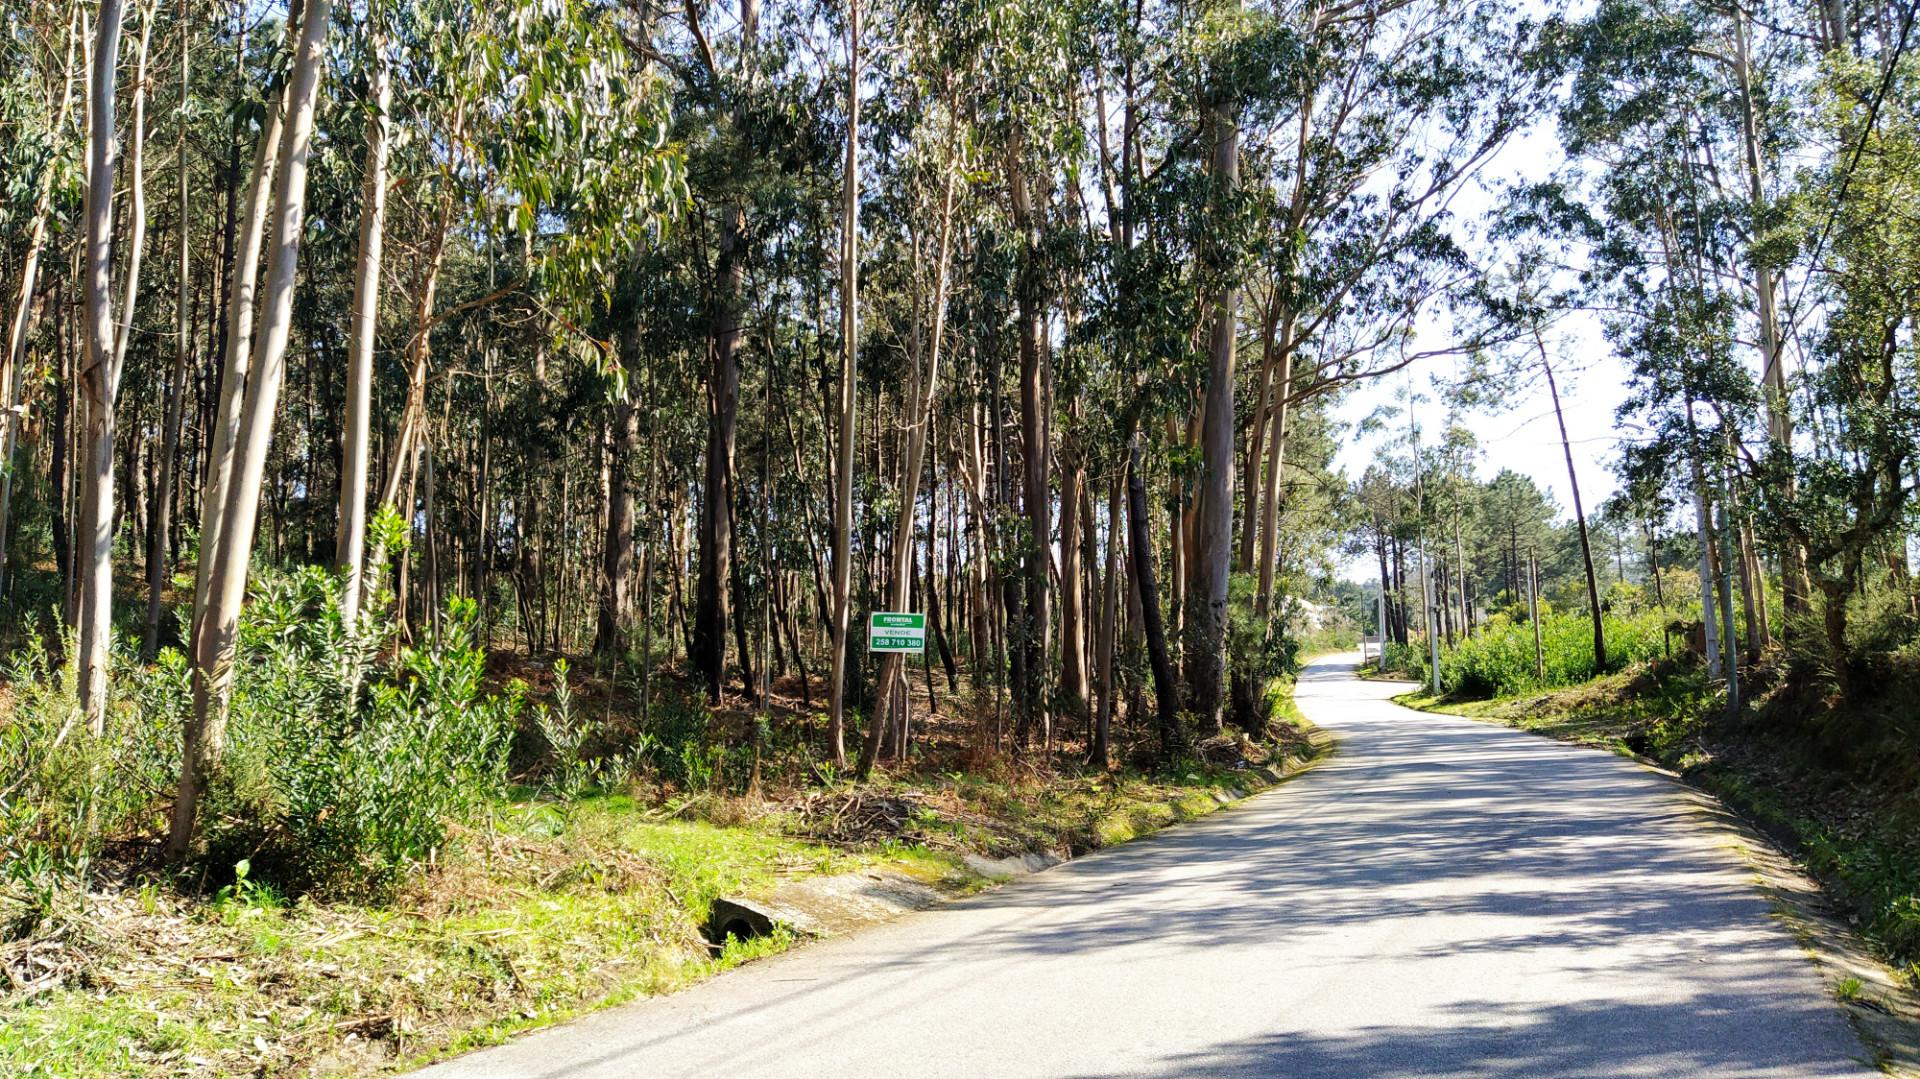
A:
77 0 150 734
171 0 332 857
188 81 286 657
336 19 391 625
827 0 860 770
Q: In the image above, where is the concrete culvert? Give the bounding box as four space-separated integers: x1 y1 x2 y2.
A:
706 897 780 946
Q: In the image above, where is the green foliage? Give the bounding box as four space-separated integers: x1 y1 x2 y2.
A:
633 687 757 795
0 631 177 938
1222 574 1310 731
1440 609 1669 698
206 581 522 895
533 658 642 818
1375 640 1430 682
0 568 526 904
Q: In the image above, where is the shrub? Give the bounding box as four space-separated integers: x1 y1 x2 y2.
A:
1439 609 1670 698
208 581 521 894
0 629 178 938
533 658 641 814
1375 640 1429 682
1226 574 1307 731
0 568 526 902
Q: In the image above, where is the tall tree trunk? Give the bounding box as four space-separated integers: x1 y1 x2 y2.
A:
826 0 859 767
1127 439 1181 763
1184 58 1239 731
171 0 331 858
78 0 150 733
144 19 192 659
1008 137 1050 749
1237 288 1282 573
927 459 958 691
1733 6 1810 618
1536 329 1606 671
596 316 640 656
1254 334 1294 617
336 18 390 624
1089 468 1122 768
51 287 72 594
1057 416 1089 717
693 211 743 698
597 389 639 654
189 68 287 670
1252 64 1313 619
692 0 760 702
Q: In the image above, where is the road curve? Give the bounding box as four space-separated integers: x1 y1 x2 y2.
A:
413 655 1872 1078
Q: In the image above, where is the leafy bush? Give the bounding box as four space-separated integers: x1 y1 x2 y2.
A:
533 657 641 815
1440 609 1671 698
0 629 179 938
208 578 521 894
1375 640 1429 682
0 569 526 904
1226 574 1306 731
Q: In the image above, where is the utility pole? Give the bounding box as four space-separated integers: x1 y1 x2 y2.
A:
1528 548 1544 682
1423 544 1442 694
1409 388 1440 694
1717 503 1740 715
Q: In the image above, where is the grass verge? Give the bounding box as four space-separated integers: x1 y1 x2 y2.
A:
0 730 1330 1079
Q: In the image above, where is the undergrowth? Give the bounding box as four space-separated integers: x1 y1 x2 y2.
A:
0 563 1334 1077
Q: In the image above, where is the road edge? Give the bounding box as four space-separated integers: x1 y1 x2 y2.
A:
400 719 1339 1076
1394 689 1920 1076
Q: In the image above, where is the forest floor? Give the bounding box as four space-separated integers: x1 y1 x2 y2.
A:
0 666 1326 1078
1392 659 1920 1002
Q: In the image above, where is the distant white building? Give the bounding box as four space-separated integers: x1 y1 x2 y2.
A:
1282 596 1333 632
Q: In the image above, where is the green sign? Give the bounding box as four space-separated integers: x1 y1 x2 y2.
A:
867 612 926 653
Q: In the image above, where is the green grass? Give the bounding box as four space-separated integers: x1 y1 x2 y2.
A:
0 743 1332 1079
1401 610 1676 698
0 798 852 1078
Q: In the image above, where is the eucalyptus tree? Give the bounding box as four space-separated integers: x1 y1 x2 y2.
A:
0 7 81 601
855 23 967 777
171 0 682 854
173 0 334 855
829 0 861 767
335 2 393 627
1749 30 1920 692
1545 0 1920 693
76 0 161 733
1550 0 1821 633
1181 0 1251 732
980 0 1086 748
668 0 763 703
1236 0 1551 635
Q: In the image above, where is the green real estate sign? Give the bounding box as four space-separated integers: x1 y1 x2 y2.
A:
867 612 926 653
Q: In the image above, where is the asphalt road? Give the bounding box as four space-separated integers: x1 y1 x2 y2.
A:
414 655 1873 1078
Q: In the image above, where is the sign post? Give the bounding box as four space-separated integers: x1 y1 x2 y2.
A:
867 612 926 654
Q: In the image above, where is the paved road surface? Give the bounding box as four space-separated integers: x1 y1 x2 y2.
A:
415 655 1872 1078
